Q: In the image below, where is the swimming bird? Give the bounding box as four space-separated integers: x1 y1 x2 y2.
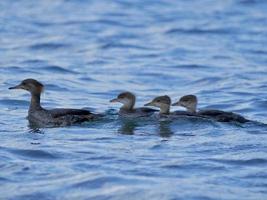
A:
172 94 249 123
144 95 172 115
9 79 99 127
144 95 199 118
110 92 157 117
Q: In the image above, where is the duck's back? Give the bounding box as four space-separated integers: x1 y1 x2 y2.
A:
198 109 249 123
49 108 92 118
28 108 95 127
172 110 199 117
119 107 157 118
169 110 209 120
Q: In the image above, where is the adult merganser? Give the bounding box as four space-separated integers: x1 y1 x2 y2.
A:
172 94 249 123
9 78 99 127
110 92 157 118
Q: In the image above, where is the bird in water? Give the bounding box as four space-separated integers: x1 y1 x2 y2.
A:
110 92 157 118
172 94 250 123
9 79 100 127
144 95 199 119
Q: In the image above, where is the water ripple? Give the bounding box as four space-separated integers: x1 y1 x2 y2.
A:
1 0 267 199
210 158 267 166
38 66 79 74
7 148 59 160
166 28 236 35
29 43 70 50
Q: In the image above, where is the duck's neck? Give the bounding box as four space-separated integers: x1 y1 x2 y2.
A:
160 104 170 114
186 105 197 113
121 99 135 110
29 92 42 111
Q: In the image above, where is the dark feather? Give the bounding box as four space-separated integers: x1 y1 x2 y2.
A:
49 108 92 118
138 107 157 113
198 109 226 117
198 109 249 123
173 110 199 116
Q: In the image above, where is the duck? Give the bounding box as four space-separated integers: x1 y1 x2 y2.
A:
144 95 199 118
9 78 99 127
172 94 250 123
110 92 157 118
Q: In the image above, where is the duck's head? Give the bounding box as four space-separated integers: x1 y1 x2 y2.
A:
110 92 136 110
144 95 171 114
9 79 44 95
172 94 197 113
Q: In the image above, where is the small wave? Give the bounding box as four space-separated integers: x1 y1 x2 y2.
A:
21 59 46 64
72 175 146 190
101 43 152 50
74 176 117 188
8 148 59 160
171 64 210 69
238 0 266 5
38 66 78 74
161 163 225 171
92 19 144 28
243 172 267 179
131 53 159 59
11 193 54 200
0 177 11 183
45 83 70 92
29 43 70 50
166 28 234 35
79 77 98 82
253 100 267 108
86 60 108 66
57 18 143 28
246 49 267 55
209 158 267 166
1 66 31 74
20 59 47 66
0 99 29 107
191 77 223 86
88 155 115 161
31 20 57 27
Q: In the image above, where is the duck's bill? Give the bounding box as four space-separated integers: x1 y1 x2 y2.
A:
110 98 119 103
9 84 23 90
171 102 180 106
144 102 153 106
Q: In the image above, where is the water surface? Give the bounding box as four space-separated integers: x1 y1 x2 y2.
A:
1 0 267 199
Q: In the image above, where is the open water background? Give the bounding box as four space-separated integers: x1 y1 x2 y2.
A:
1 0 267 199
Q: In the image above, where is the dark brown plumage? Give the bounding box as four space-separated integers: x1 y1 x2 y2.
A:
9 79 98 127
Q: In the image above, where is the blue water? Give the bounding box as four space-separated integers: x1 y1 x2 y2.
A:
1 0 267 199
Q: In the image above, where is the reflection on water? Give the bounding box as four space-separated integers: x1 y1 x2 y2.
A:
118 118 174 137
118 119 137 135
28 127 45 134
158 121 174 138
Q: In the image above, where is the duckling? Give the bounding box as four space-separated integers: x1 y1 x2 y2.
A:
9 79 99 127
110 92 157 117
172 94 249 123
144 95 198 118
144 95 171 115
